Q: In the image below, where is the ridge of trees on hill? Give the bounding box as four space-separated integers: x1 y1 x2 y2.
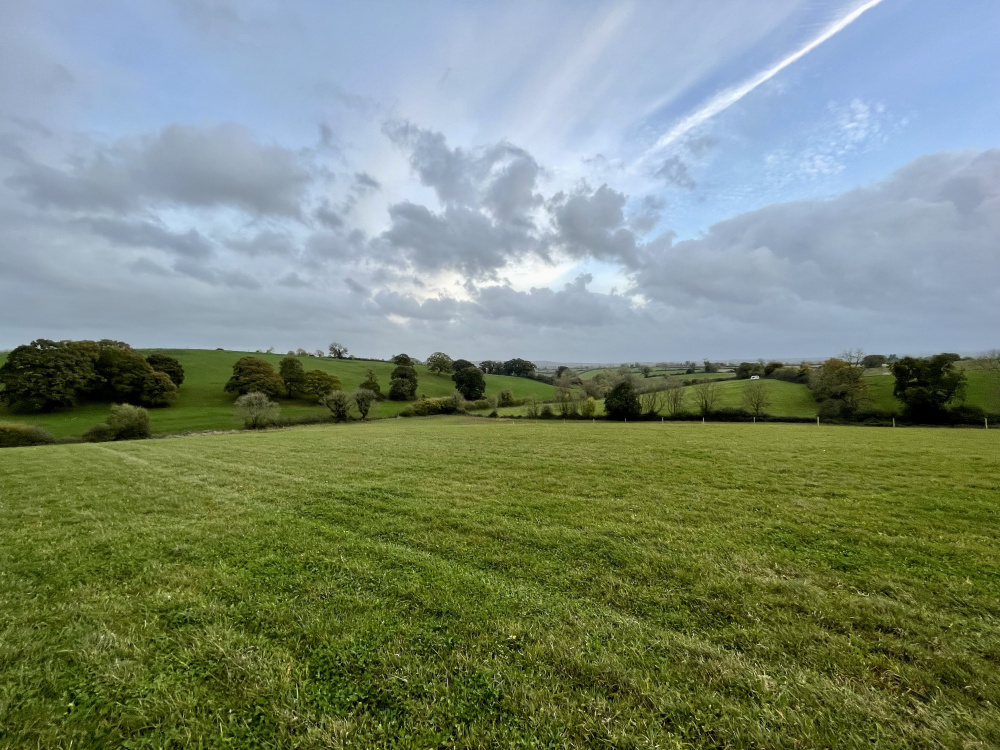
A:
0 339 184 411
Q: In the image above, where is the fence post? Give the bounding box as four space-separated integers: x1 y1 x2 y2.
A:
986 417 989 430
892 417 895 428
816 416 820 426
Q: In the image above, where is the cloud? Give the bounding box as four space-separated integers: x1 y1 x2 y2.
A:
549 184 640 267
225 229 296 257
634 150 1000 320
473 274 637 327
7 123 312 216
83 217 214 259
628 195 666 235
655 156 695 189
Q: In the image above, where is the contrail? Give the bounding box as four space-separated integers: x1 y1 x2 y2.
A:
642 0 886 159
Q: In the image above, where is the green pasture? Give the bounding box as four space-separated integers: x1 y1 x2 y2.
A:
0 349 554 437
1 419 998 747
863 366 999 414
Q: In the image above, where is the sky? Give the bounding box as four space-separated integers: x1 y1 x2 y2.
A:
0 0 997 362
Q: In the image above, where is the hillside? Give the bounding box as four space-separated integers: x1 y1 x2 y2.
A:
0 349 554 437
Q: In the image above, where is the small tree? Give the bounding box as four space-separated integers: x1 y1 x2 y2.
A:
146 353 185 387
663 385 685 415
703 360 719 373
580 397 597 418
604 380 641 420
225 357 284 398
524 395 540 418
107 403 152 440
303 370 341 399
234 392 280 430
321 390 353 422
763 361 784 377
426 352 454 374
359 369 382 399
741 380 772 417
328 342 349 359
452 366 485 400
640 365 652 378
391 353 413 366
638 387 666 416
693 381 720 417
389 365 418 401
497 388 515 406
279 356 307 398
861 354 887 369
353 388 378 419
811 358 866 412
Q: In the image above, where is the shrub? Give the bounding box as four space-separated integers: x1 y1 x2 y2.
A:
107 404 152 440
359 369 382 399
303 370 341 399
0 422 56 447
440 391 467 414
321 390 353 422
539 404 555 419
234 392 280 430
524 395 540 418
353 388 378 419
580 397 597 418
497 388 515 407
82 423 115 443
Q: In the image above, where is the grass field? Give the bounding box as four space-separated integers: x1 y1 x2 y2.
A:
1 419 998 747
864 366 999 415
0 349 555 437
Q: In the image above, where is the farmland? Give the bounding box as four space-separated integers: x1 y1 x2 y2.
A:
0 349 554 438
1 418 998 748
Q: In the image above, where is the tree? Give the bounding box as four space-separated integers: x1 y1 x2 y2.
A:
501 358 536 378
693 381 720 417
580 397 597 418
234 392 280 430
810 358 867 412
861 354 887 369
452 359 475 373
741 380 772 417
97 346 177 407
140 371 178 407
479 360 502 375
391 353 413 366
426 352 454 374
892 355 967 422
641 365 652 378
703 360 719 373
224 357 284 398
840 348 866 369
389 365 418 401
279 356 307 398
763 361 784 377
359 369 382 399
353 389 378 419
663 385 685 415
329 342 348 359
321 390 353 422
604 380 641 420
735 362 763 380
303 370 341 399
638 387 666 416
146 353 185 387
452 366 485 400
0 339 98 411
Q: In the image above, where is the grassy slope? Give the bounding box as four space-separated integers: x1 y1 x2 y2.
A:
0 349 554 437
1 419 998 747
864 367 999 414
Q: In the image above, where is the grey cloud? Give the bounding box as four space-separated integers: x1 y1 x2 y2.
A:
628 195 666 235
314 200 344 229
84 217 213 259
8 123 312 216
129 257 172 276
549 184 640 267
173 258 261 289
344 277 369 296
634 150 1000 319
372 290 462 321
277 272 310 288
655 155 696 189
226 229 295 257
473 274 637 327
383 120 476 205
354 172 381 192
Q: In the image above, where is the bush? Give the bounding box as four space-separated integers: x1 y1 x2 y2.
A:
605 380 641 420
539 404 555 419
580 397 597 418
225 357 284 398
82 423 115 443
0 422 56 447
234 392 281 430
303 370 342 399
497 388 515 407
107 404 152 440
353 388 378 419
321 390 353 422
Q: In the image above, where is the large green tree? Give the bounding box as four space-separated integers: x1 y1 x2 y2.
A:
452 366 485 400
0 339 98 411
892 355 967 422
224 357 285 398
604 380 641 420
279 357 307 397
389 365 418 401
810 358 867 412
426 352 454 374
303 370 341 399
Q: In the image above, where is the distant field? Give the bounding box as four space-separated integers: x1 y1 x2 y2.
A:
864 366 999 414
0 349 554 437
1 419 998 747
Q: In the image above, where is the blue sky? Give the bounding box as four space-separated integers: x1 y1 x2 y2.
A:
0 0 997 361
